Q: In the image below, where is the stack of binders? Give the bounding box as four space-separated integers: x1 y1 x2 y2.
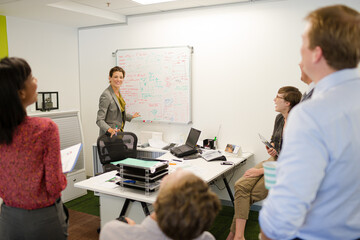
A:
111 158 169 195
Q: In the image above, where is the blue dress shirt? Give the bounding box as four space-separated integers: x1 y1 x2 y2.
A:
259 68 360 240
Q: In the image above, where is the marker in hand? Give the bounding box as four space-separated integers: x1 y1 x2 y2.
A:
115 125 118 136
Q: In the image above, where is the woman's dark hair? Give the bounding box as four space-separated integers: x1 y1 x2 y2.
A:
109 66 125 78
0 57 32 145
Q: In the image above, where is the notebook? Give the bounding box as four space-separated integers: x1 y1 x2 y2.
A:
61 143 82 173
258 133 273 149
170 128 201 157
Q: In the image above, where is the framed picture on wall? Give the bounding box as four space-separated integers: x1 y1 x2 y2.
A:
35 92 59 111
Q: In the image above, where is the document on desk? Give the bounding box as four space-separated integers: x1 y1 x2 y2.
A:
97 176 121 189
112 158 167 173
61 143 82 173
148 138 168 149
177 164 207 180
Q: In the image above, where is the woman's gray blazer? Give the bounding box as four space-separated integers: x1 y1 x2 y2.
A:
96 85 132 136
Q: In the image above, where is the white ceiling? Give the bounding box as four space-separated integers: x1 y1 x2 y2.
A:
0 0 258 28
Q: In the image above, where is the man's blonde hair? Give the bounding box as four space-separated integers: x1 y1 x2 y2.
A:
154 172 221 240
305 5 360 70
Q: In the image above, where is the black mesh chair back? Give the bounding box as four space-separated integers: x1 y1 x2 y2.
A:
97 132 138 172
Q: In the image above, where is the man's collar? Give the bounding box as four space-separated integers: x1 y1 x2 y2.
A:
312 68 360 97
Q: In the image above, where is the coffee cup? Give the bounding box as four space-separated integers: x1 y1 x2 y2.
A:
263 161 277 189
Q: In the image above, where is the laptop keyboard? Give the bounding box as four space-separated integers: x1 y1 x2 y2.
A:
178 145 192 152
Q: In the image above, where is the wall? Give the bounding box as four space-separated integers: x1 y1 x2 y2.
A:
6 16 80 112
78 0 360 178
0 16 8 58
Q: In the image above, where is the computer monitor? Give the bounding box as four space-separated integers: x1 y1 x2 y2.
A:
185 128 201 148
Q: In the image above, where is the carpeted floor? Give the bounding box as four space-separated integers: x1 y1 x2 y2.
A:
65 191 260 240
209 205 260 240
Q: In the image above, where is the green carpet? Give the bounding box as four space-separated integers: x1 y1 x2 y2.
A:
65 191 100 217
65 191 260 240
209 205 260 240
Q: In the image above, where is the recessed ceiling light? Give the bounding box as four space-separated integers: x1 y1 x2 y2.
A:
132 0 176 5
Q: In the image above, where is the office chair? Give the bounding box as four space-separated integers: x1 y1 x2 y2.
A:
97 132 138 172
96 132 150 224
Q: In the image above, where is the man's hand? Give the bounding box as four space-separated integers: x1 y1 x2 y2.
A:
260 230 272 240
125 217 136 226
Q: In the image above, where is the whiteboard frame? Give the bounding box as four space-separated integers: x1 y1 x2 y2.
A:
113 46 193 124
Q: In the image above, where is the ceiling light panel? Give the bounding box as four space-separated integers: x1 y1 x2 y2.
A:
132 0 176 5
73 0 138 10
112 5 161 15
196 0 249 6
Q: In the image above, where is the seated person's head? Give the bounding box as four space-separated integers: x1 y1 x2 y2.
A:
278 86 302 111
154 169 221 240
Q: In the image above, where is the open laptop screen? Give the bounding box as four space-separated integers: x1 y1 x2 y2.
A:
185 128 201 148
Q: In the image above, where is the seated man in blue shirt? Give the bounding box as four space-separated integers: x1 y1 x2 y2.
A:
260 4 360 240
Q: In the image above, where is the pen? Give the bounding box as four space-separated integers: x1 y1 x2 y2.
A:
172 159 183 162
115 125 118 136
123 180 136 184
169 163 177 165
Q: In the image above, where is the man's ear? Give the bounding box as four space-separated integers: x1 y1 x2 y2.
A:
151 211 157 221
312 46 323 63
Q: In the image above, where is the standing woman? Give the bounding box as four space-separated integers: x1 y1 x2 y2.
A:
0 57 68 240
96 66 140 137
226 86 302 240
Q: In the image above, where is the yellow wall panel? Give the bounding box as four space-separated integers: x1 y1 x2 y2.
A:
0 16 8 59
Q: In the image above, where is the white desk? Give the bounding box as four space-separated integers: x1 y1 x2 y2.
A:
75 151 253 227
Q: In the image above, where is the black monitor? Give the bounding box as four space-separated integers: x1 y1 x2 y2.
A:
185 128 201 148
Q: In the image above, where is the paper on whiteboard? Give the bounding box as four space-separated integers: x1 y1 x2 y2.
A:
61 143 82 173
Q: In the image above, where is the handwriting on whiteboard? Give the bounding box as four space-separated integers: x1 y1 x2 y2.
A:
116 47 192 124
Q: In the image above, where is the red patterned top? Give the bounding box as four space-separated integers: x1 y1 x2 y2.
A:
0 116 67 210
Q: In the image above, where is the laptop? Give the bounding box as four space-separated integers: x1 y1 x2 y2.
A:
170 128 201 158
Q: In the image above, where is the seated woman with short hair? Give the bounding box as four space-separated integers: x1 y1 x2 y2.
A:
226 86 302 240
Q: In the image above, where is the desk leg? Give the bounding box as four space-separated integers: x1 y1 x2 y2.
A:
141 202 150 216
120 198 132 216
223 177 234 207
120 199 150 217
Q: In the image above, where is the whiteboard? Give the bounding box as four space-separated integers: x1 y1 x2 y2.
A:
114 46 192 124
